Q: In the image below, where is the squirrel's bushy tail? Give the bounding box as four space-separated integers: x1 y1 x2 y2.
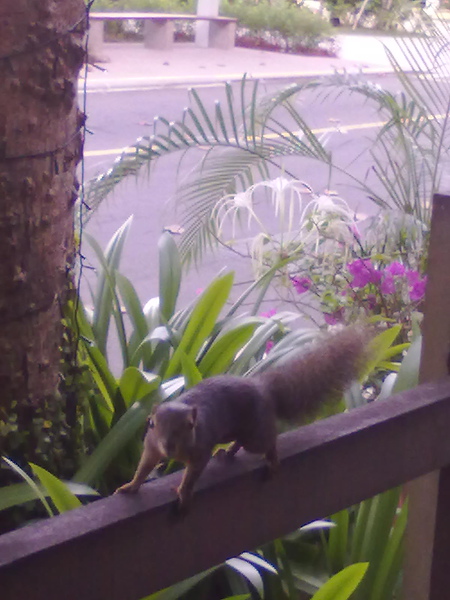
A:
259 326 371 421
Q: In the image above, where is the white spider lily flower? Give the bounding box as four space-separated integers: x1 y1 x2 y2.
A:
249 177 311 234
300 194 360 248
213 189 265 238
301 193 355 223
213 177 312 241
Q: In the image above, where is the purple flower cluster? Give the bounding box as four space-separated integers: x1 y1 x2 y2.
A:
291 276 312 295
347 258 381 288
346 259 427 302
324 308 345 325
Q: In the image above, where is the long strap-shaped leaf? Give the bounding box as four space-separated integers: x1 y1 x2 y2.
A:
164 272 234 379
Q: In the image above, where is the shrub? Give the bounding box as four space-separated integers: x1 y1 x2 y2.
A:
90 0 195 12
221 0 333 51
323 0 418 29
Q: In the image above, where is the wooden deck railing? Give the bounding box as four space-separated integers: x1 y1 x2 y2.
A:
0 379 450 600
1 194 450 600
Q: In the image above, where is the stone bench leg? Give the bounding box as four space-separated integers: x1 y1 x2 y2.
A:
208 21 236 50
144 20 174 50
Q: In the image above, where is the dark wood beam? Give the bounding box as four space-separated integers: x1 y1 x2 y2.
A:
1 378 450 600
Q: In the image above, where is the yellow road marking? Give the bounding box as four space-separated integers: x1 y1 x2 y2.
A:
84 119 386 158
84 114 445 158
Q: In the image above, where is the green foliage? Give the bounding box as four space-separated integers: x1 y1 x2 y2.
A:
0 457 99 518
328 338 420 600
89 0 330 49
89 0 196 39
325 0 360 23
84 76 332 264
311 563 369 600
0 275 97 498
324 0 418 29
221 0 332 49
258 335 419 600
0 220 405 598
1 220 317 527
29 463 83 514
90 0 195 13
42 222 314 494
85 15 450 270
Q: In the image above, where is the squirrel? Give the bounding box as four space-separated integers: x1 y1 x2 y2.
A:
115 326 371 508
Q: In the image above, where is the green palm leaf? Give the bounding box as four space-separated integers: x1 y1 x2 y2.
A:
84 77 331 264
84 15 450 267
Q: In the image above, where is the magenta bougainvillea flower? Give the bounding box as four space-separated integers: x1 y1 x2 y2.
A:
379 261 406 295
405 269 420 286
323 308 345 325
380 273 396 294
409 279 427 301
385 261 406 277
291 276 312 295
347 258 381 288
265 340 274 353
260 309 277 353
260 308 277 318
405 270 427 301
346 259 427 302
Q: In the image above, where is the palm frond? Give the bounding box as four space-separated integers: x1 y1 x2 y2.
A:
84 77 331 261
84 14 450 264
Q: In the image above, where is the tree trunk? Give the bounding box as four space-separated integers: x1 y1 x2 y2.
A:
0 0 86 463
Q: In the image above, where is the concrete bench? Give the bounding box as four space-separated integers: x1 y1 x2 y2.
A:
88 12 237 55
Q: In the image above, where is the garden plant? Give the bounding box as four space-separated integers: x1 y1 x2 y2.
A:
0 219 399 598
90 0 334 54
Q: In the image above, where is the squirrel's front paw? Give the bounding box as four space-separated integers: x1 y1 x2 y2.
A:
114 482 140 495
215 442 240 461
214 448 230 461
172 485 192 516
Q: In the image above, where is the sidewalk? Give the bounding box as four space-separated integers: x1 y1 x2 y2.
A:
80 34 403 92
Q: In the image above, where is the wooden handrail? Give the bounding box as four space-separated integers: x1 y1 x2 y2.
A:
1 378 450 600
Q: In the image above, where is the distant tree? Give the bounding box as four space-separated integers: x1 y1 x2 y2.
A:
0 0 86 469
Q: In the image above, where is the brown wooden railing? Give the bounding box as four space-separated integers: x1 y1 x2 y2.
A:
1 194 450 600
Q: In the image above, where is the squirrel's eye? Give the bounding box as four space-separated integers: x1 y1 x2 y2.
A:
148 418 154 429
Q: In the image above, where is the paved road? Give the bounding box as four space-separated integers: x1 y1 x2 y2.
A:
79 73 403 315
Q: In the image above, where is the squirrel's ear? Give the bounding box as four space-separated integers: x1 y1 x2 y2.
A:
147 417 155 429
188 406 198 428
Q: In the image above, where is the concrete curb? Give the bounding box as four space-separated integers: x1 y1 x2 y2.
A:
79 65 394 93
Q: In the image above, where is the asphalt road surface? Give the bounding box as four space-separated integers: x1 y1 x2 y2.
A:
79 73 405 320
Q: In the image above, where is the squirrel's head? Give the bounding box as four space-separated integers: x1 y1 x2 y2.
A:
149 402 197 461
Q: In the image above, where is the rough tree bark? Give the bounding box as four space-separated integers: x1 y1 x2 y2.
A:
0 1 86 462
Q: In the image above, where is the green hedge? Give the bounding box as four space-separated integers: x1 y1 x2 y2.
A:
222 0 332 50
89 0 333 52
90 0 195 13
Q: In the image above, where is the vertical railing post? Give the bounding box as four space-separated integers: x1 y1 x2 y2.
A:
403 193 450 599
